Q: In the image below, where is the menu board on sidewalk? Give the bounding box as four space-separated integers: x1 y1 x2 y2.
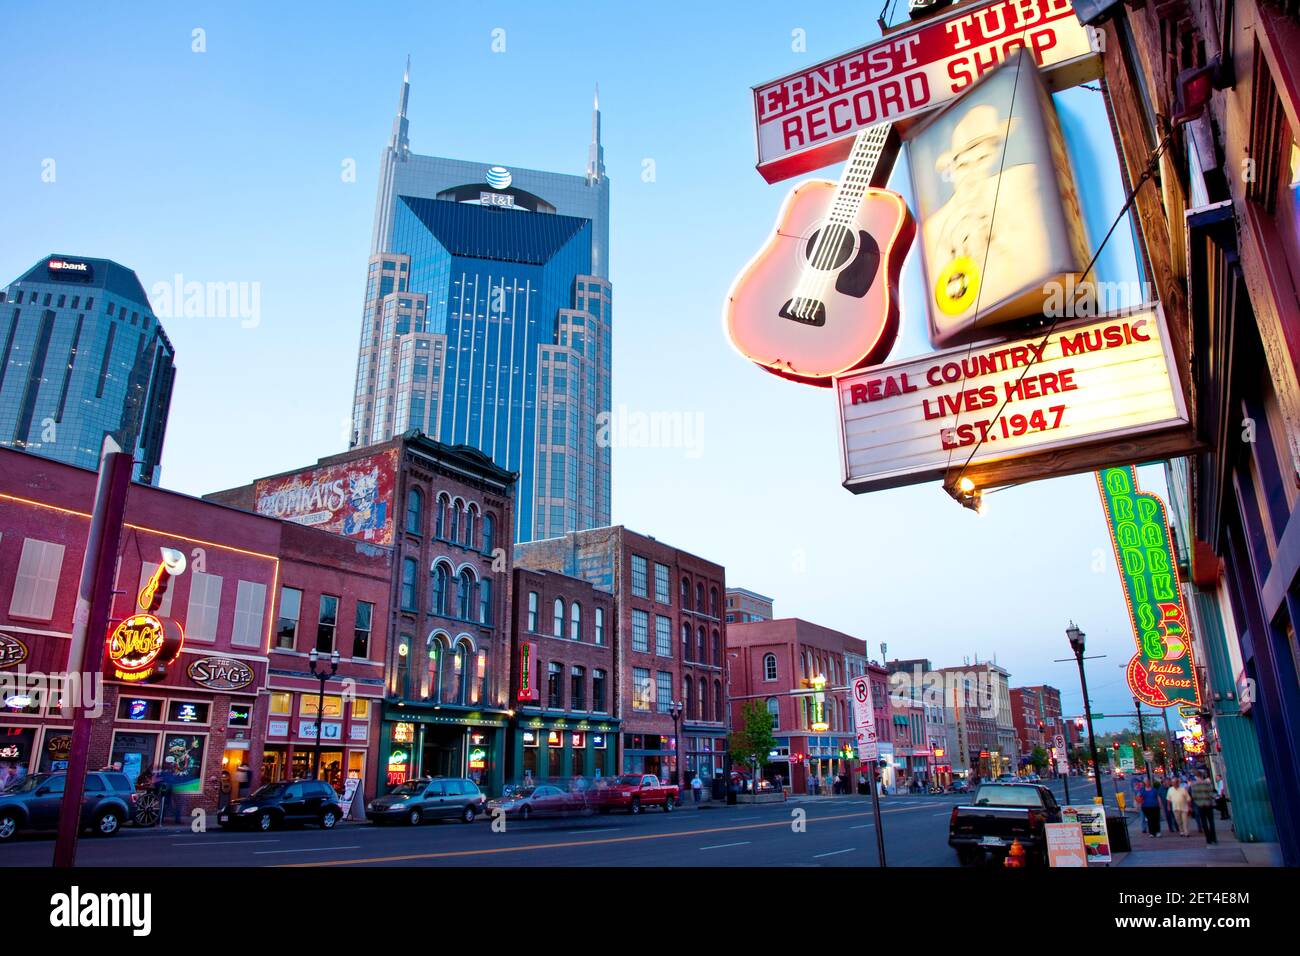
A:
1062 805 1112 863
1045 822 1088 867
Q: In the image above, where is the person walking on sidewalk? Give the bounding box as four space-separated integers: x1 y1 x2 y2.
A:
1189 771 1218 844
1133 780 1148 832
1139 779 1163 837
1167 778 1192 836
1160 778 1178 832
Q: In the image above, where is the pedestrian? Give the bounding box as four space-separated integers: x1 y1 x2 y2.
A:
1215 778 1231 821
1133 780 1148 832
691 773 702 803
1189 771 1218 844
1167 778 1192 836
1139 778 1163 837
1159 777 1178 832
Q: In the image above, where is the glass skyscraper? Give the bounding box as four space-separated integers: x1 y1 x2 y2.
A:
0 255 175 484
352 62 611 543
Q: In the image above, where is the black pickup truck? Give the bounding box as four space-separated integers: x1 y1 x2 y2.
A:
948 783 1062 866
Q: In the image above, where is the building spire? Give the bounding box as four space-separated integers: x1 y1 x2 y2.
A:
587 83 604 183
390 55 411 160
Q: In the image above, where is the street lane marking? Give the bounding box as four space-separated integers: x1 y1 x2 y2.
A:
566 827 617 834
281 809 889 867
257 845 360 855
700 841 751 850
813 848 855 858
172 839 278 846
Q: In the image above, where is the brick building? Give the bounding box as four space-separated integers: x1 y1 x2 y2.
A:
509 566 617 784
515 527 727 784
208 431 514 796
0 447 391 816
1010 684 1064 760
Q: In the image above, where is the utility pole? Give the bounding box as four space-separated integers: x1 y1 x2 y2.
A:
54 437 133 868
1134 697 1153 785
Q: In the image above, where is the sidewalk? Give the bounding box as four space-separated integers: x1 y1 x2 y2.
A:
1111 810 1282 867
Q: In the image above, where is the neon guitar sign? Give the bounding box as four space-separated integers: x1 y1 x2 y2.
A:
724 124 915 387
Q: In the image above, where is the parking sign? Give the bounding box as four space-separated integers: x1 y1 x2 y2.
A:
851 676 879 761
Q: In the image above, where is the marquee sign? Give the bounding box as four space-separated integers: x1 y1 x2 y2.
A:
751 0 1099 182
187 655 256 691
0 632 28 670
517 641 539 702
836 308 1188 492
1097 466 1201 709
106 613 184 683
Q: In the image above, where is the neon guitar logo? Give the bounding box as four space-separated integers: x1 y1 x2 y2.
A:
725 126 915 387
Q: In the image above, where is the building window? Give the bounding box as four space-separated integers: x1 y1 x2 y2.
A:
9 539 64 620
527 591 539 632
630 555 648 597
570 601 582 641
481 513 495 554
432 563 449 615
712 629 720 666
682 622 691 661
632 667 651 711
571 666 586 710
632 610 650 652
401 558 418 611
479 577 492 625
593 669 607 712
697 626 708 665
680 576 690 606
655 615 672 657
353 601 373 659
764 653 778 681
276 587 302 650
684 676 695 719
317 594 339 653
654 563 670 604
553 598 565 637
405 487 423 535
457 569 475 620
450 501 462 543
186 571 223 642
435 495 448 538
696 583 705 612
548 662 563 709
699 679 709 721
767 697 779 730
395 638 411 699
464 505 476 549
594 607 605 645
231 580 266 648
656 671 673 714
710 587 719 617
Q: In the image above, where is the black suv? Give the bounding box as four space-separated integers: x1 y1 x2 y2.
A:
218 780 343 832
367 777 486 825
0 771 135 841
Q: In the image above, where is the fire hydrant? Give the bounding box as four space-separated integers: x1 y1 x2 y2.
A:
1004 839 1026 868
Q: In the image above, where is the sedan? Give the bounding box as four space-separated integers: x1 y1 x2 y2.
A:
486 785 586 820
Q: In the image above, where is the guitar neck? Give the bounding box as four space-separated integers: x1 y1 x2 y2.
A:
827 123 893 225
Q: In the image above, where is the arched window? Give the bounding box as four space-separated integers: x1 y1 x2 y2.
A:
401 558 418 611
473 648 488 705
426 634 444 702
553 598 565 637
680 577 690 606
763 653 778 682
681 623 691 660
570 602 582 641
457 569 475 620
696 583 705 611
479 577 492 625
481 513 495 554
684 676 694 719
435 494 448 538
712 629 720 665
710 587 719 617
766 697 780 731
395 636 411 699
595 607 605 645
453 640 471 705
432 563 450 616
405 487 423 535
464 505 477 548
714 682 723 726
450 501 462 543
699 677 709 721
697 626 707 664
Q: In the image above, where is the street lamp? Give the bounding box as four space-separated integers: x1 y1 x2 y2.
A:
1066 622 1106 805
668 700 683 789
308 647 341 782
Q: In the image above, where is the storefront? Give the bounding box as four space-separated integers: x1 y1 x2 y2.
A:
261 688 376 800
378 704 508 797
682 728 727 783
510 715 618 786
621 733 678 778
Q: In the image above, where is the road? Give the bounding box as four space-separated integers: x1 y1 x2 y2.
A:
0 778 1099 867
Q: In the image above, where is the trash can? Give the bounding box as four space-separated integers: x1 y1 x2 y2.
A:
1107 813 1131 853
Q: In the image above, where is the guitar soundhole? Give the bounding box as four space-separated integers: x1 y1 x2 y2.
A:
804 224 855 271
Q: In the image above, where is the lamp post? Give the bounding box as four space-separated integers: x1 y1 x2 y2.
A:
1066 622 1106 805
668 699 683 789
1133 697 1154 784
308 647 341 782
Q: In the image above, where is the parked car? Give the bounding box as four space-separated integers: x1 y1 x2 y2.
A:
486 784 586 820
948 783 1062 866
219 780 342 831
367 777 485 825
945 781 971 795
0 771 135 842
592 774 680 814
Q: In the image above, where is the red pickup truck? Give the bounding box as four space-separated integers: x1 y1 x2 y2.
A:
595 774 680 814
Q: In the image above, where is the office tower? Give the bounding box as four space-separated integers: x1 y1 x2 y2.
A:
352 62 611 544
0 254 175 483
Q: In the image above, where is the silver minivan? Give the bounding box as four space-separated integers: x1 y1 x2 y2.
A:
367 777 485 825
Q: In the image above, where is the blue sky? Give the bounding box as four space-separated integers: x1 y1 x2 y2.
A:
0 1 1167 728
